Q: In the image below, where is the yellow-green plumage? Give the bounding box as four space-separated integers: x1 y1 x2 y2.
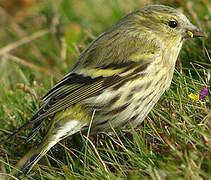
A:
10 5 204 175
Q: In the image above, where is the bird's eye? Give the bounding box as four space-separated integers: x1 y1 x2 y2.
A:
168 20 178 28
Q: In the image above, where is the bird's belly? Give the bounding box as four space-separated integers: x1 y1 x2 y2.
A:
82 71 168 133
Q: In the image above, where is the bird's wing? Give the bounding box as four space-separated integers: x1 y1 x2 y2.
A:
10 22 160 140
9 57 153 140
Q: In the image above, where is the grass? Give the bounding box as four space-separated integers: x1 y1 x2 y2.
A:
0 0 210 179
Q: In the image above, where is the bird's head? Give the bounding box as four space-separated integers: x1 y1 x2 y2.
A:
128 5 205 46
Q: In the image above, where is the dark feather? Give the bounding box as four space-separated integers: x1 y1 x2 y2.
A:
26 120 44 142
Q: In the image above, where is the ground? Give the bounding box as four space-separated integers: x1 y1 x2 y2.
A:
0 0 210 179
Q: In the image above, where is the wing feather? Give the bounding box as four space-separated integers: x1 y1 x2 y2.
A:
9 10 162 140
9 58 153 140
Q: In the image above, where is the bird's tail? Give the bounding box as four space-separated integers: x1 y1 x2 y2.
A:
13 116 87 176
16 140 51 175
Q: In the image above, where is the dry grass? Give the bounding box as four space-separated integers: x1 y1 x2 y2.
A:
0 0 210 179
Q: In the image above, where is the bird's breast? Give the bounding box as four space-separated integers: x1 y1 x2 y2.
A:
82 62 173 133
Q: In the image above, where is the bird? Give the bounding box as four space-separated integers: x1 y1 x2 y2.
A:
9 5 205 175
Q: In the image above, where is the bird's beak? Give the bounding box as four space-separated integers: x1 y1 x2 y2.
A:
185 24 205 38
